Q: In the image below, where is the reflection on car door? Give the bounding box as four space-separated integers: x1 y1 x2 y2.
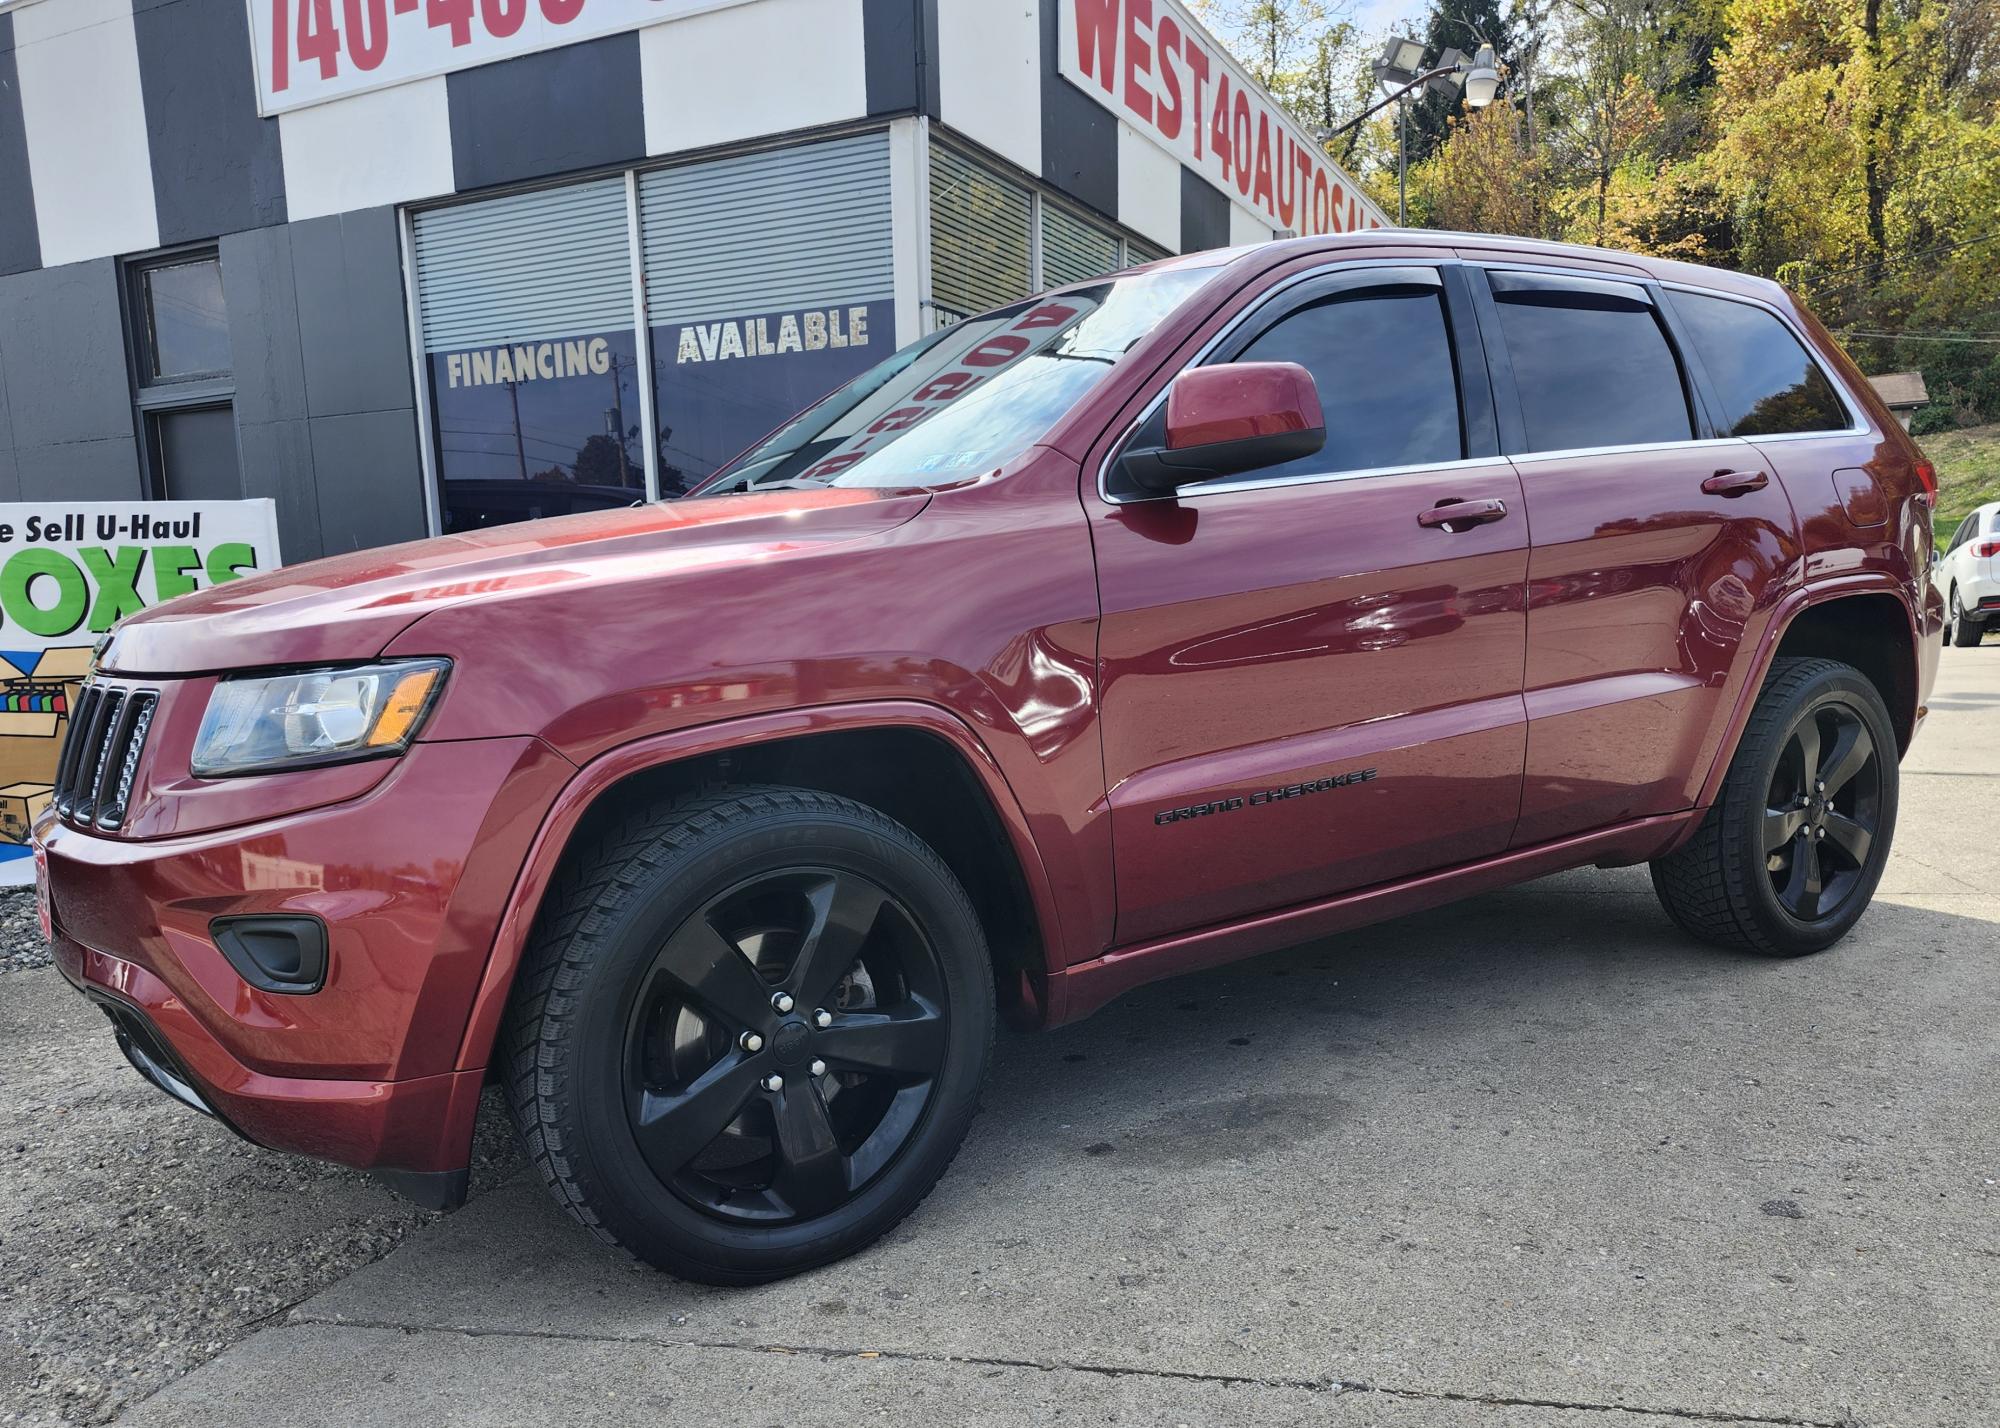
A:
1470 267 1804 845
1090 265 1530 946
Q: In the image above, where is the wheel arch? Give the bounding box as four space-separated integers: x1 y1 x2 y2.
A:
451 702 1067 1083
1697 580 1920 811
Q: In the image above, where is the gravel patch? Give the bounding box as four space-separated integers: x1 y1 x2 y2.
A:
0 890 48 976
0 967 525 1426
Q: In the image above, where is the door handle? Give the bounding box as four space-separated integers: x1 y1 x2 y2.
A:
1418 497 1508 530
1701 469 1769 497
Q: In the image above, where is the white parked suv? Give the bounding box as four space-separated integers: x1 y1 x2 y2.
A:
1940 501 2000 646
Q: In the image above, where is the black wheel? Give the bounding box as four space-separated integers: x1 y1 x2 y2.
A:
502 785 994 1283
1650 657 1898 956
1949 586 1984 647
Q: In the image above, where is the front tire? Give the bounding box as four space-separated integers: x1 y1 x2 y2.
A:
1950 586 1984 647
1650 658 1898 957
502 786 994 1284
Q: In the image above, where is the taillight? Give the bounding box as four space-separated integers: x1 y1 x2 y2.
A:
1912 459 1937 507
1976 540 2000 559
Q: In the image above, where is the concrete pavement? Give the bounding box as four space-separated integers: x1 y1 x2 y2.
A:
10 646 1999 1428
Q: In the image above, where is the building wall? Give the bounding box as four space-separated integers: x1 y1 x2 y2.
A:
0 0 1312 562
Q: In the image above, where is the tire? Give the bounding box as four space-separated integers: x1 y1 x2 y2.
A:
502 785 994 1284
1650 657 1898 957
1950 586 1984 647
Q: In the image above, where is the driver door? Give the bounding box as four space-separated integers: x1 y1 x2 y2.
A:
1089 264 1530 946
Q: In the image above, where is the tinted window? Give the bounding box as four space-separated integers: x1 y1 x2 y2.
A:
1492 290 1692 452
1669 290 1848 436
1228 289 1463 481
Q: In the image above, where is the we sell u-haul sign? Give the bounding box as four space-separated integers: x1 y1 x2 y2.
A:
1061 0 1391 237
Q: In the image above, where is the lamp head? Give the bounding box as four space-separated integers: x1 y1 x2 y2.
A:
1464 43 1502 107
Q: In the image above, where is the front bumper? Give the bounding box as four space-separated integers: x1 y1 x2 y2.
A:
43 735 571 1183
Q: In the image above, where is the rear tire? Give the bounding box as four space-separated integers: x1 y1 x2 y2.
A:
1650 658 1897 957
1950 586 1984 647
502 785 994 1284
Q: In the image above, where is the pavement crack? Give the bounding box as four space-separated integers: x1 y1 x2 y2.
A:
289 1315 1851 1427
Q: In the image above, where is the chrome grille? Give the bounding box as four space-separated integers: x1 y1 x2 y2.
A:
53 685 159 830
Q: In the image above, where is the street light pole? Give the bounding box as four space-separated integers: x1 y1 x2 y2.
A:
1320 40 1504 227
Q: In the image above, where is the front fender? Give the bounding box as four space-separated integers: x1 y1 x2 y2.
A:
445 700 1073 1084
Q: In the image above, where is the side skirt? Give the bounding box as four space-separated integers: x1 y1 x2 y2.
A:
1050 810 1697 1024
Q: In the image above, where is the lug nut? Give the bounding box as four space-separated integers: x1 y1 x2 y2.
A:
813 1008 833 1029
739 1031 765 1053
772 992 795 1014
810 1059 828 1077
761 1074 784 1092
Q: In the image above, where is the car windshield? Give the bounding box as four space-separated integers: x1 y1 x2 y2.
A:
700 264 1221 493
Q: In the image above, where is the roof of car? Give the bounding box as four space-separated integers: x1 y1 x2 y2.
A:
1230 229 1794 308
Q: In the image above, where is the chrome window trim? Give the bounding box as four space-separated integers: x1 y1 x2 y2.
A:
1656 281 1872 439
1167 455 1515 502
1096 258 1463 506
1509 435 1751 467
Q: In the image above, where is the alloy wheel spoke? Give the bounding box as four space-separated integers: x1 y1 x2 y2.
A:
816 1000 947 1078
657 915 777 1032
1822 812 1873 867
1764 806 1808 854
1818 717 1874 798
1780 832 1824 919
1791 714 1823 787
790 873 888 1011
631 1055 763 1176
770 1081 849 1218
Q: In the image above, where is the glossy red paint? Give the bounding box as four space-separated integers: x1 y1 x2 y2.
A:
43 231 1939 1193
1163 361 1323 450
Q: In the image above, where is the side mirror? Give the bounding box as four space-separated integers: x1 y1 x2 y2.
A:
1119 362 1327 495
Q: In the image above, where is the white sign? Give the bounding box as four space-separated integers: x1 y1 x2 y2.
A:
245 0 756 116
1059 0 1391 236
0 500 282 881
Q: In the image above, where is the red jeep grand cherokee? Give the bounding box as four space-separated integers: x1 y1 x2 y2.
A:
41 233 1940 1283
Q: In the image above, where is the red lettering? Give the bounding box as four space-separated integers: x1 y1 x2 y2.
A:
1313 172 1331 234
1274 135 1297 227
1155 16 1184 139
1073 0 1120 94
867 406 930 435
1252 110 1275 212
965 334 1032 367
1016 302 1080 330
1232 89 1253 196
1209 73 1232 179
1122 0 1153 123
270 0 289 90
1293 146 1315 229
1329 182 1346 233
1183 39 1211 160
344 0 386 70
914 371 977 402
427 0 473 45
540 0 584 18
480 0 526 38
296 0 339 80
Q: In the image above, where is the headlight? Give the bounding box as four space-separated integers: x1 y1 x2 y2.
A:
192 659 450 777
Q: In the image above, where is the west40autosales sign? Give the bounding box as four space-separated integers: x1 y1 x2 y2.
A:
246 0 757 115
1061 0 1390 237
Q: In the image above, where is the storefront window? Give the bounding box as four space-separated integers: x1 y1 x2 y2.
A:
414 179 646 533
640 134 897 497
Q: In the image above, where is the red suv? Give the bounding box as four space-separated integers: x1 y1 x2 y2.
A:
41 233 1941 1283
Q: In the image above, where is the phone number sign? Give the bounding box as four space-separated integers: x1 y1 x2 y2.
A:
247 0 755 115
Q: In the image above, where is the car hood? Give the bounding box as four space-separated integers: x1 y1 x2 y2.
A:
100 487 929 676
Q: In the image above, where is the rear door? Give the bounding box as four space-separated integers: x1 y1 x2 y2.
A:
1090 263 1530 945
1471 266 1803 846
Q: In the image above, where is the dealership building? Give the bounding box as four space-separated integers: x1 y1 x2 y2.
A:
0 0 1385 562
